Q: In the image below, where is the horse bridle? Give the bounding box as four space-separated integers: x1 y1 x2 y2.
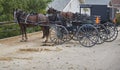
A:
14 10 25 23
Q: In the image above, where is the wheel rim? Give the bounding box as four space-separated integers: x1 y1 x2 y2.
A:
96 24 108 44
50 25 69 44
77 24 99 47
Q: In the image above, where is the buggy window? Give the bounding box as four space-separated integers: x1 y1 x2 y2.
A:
81 8 91 16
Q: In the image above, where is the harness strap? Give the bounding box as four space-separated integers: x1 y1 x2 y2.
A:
25 14 30 24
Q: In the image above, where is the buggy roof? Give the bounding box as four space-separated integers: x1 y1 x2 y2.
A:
80 4 107 8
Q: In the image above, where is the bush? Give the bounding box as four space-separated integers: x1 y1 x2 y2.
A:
0 23 41 39
0 24 20 39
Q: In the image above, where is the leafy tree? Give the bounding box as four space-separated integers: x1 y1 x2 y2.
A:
0 0 51 21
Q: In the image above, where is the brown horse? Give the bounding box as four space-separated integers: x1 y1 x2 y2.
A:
14 9 49 42
47 8 74 22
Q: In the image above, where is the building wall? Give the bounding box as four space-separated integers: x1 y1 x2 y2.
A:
111 0 120 13
63 0 80 13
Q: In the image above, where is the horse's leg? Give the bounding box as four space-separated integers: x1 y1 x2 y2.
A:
23 25 28 42
19 24 25 42
44 26 50 43
41 26 46 38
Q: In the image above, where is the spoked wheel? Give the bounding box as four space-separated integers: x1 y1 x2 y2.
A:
95 24 108 44
77 24 99 47
65 26 78 41
57 25 71 42
104 22 118 42
106 27 118 42
49 25 69 45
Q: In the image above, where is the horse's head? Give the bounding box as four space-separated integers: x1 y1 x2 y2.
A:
13 9 24 22
47 7 58 14
46 8 58 21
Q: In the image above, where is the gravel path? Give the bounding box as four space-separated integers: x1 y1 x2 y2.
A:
0 31 120 70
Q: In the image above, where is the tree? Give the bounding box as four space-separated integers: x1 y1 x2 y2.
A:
0 0 51 21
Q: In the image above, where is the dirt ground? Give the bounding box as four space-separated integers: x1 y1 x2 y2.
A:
0 31 120 70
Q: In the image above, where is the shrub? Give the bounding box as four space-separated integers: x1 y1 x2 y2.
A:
0 23 41 39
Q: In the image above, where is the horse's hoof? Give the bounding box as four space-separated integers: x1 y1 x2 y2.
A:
41 36 45 39
20 40 24 42
24 40 27 42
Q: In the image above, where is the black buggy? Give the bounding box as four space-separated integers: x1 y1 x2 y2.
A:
48 4 118 47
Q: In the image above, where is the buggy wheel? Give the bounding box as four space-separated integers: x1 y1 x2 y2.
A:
104 22 118 42
49 25 69 45
95 24 108 44
105 26 118 42
77 24 99 47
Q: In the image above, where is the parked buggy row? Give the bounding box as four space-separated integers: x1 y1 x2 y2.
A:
47 4 118 47
48 13 118 47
